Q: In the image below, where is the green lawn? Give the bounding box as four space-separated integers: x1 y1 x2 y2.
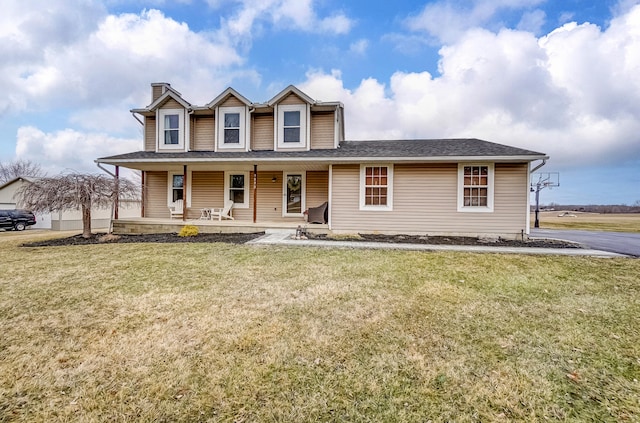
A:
535 212 640 232
1 232 639 422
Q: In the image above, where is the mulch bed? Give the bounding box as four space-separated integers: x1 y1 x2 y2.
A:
23 232 266 247
23 231 582 249
307 233 582 248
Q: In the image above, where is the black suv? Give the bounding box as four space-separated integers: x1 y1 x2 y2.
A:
0 209 37 231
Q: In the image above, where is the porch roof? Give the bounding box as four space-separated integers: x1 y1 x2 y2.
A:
96 139 548 167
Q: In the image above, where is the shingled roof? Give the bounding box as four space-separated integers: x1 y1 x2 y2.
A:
96 138 547 164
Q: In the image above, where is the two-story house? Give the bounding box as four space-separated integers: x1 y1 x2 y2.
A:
96 83 548 238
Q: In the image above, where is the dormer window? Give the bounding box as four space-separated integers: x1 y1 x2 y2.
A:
158 109 185 150
283 111 300 142
277 104 307 149
164 114 179 144
224 113 240 144
217 106 246 150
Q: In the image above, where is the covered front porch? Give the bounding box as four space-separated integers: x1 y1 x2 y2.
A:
111 217 330 235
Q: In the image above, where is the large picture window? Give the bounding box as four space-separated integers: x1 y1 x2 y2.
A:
457 163 494 212
359 164 393 211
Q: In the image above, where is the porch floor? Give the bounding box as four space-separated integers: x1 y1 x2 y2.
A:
112 217 329 235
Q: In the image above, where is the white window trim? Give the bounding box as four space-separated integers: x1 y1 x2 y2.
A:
158 109 185 150
359 164 393 211
277 104 308 149
167 170 191 207
457 163 494 213
282 171 306 217
217 106 247 150
224 171 250 209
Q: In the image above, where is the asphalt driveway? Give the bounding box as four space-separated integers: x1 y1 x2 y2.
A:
531 229 640 257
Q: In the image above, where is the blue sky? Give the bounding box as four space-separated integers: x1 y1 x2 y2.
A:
1 0 639 205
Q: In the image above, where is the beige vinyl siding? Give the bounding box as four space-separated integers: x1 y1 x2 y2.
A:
310 112 334 150
144 171 168 218
160 98 183 110
256 171 283 221
144 116 156 151
189 171 224 219
220 96 244 107
252 114 274 151
152 85 163 101
193 116 215 151
306 171 329 208
330 163 529 237
279 93 305 105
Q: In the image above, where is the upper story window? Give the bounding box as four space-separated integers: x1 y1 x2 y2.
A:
283 111 300 142
218 106 246 150
164 115 179 144
158 109 184 150
457 163 494 212
359 164 393 211
277 104 307 149
224 113 240 144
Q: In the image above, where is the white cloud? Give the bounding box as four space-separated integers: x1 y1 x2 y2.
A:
15 126 141 175
301 5 640 169
517 9 546 33
406 0 546 43
349 39 369 55
0 7 244 118
218 0 353 42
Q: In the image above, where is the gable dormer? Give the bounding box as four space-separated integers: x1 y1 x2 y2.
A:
133 83 191 152
207 88 252 152
268 85 314 151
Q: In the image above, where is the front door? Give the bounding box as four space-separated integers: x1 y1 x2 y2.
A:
284 173 304 216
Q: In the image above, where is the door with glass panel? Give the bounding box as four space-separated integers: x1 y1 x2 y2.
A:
284 173 303 215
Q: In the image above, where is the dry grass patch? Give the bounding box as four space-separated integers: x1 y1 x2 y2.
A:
535 212 640 232
1 232 639 422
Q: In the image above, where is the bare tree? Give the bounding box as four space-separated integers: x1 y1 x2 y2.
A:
0 159 45 184
16 172 140 238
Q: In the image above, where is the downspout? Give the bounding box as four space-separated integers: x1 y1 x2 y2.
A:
530 159 546 174
131 112 144 126
95 162 118 233
114 166 119 220
96 162 116 177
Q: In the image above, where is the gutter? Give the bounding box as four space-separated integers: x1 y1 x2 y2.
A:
96 154 550 166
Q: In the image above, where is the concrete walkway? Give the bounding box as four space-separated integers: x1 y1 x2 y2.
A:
247 231 628 258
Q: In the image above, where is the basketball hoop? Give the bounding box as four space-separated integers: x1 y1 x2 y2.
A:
531 172 560 228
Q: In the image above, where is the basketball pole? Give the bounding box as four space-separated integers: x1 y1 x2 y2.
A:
531 172 559 228
534 180 541 228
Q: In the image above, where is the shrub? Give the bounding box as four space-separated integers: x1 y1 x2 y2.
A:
179 225 199 237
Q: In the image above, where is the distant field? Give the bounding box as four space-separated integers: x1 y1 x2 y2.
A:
534 211 640 232
1 232 639 422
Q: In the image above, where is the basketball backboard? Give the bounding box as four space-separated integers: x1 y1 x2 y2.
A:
531 172 559 190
